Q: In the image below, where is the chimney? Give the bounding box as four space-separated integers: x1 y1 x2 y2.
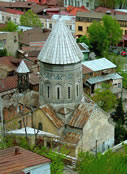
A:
15 147 20 155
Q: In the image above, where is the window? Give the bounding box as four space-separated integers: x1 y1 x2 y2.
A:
2 16 4 21
76 84 79 97
57 87 60 99
49 23 52 29
14 18 16 23
118 83 121 88
38 122 43 130
86 2 89 7
78 26 83 31
125 30 127 35
18 120 22 129
47 85 50 98
68 86 71 99
70 25 72 30
14 36 17 42
65 0 67 5
77 1 80 7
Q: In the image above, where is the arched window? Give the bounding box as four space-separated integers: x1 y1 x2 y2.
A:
76 84 79 97
57 87 60 99
68 86 71 99
38 122 43 130
47 85 50 98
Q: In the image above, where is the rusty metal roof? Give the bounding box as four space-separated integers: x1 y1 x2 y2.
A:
0 146 50 174
69 103 93 129
63 132 81 145
41 105 64 128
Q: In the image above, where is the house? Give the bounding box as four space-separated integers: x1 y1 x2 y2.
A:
0 32 18 56
82 58 123 97
0 1 45 14
76 11 127 37
7 127 60 146
78 42 90 60
0 6 24 24
64 0 95 10
19 28 50 48
0 146 51 174
66 5 90 15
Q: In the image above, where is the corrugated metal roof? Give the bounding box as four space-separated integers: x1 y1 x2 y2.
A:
87 73 122 84
69 103 92 129
41 105 64 128
82 58 116 71
16 60 30 74
7 127 59 138
38 21 83 64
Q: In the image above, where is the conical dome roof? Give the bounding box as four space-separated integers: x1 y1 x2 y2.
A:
38 21 83 64
16 60 30 73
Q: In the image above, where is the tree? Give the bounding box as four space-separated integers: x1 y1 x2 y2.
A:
88 15 122 56
103 15 122 46
77 35 90 47
20 10 42 27
0 21 18 32
115 122 127 144
114 97 125 124
92 83 117 111
0 48 7 57
98 0 127 9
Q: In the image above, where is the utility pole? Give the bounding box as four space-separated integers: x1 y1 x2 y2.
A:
0 96 5 138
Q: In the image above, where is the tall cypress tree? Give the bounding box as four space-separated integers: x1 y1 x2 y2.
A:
115 97 125 124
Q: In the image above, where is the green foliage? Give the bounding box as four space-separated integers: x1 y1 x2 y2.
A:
98 0 127 8
120 72 127 88
88 21 109 56
92 83 117 111
115 98 125 124
76 150 127 174
20 10 42 27
0 21 18 32
103 15 122 46
0 48 7 57
77 35 90 47
87 15 122 56
35 146 66 174
115 122 127 144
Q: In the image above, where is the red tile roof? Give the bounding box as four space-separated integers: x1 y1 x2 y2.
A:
41 105 64 128
67 5 89 16
5 8 24 15
0 75 17 93
0 6 24 15
0 146 50 174
0 56 20 72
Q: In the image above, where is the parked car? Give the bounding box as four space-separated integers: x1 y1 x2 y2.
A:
121 51 127 56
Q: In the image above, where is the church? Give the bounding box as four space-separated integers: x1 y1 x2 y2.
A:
36 20 114 156
2 20 114 157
